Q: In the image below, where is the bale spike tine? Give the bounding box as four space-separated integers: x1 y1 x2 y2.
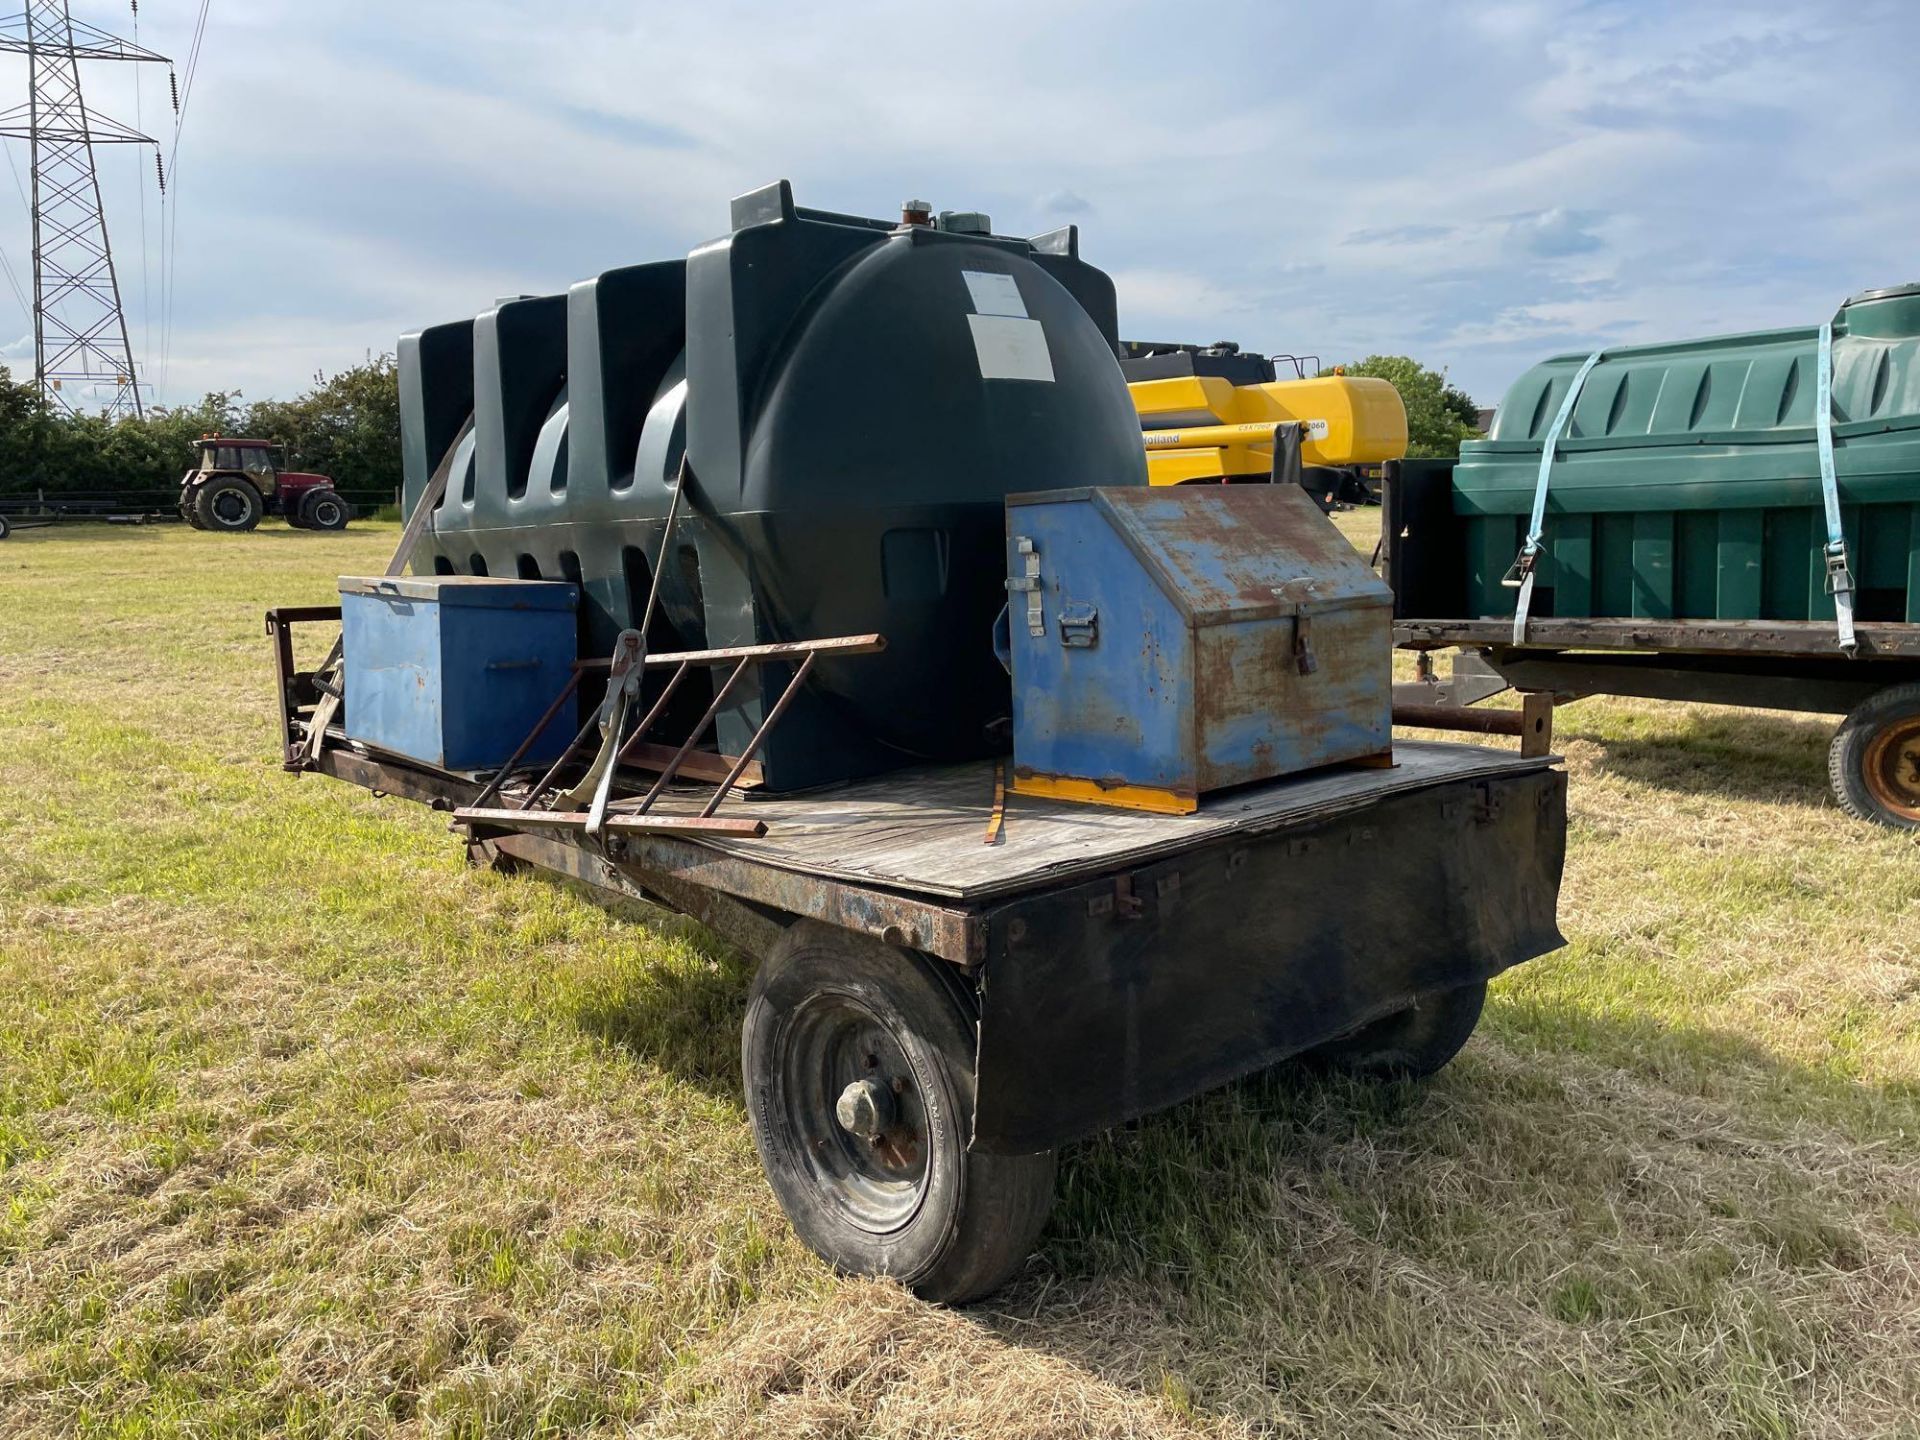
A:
615 660 694 767
634 656 754 813
635 461 687 646
469 667 585 811
700 651 817 817
518 710 603 811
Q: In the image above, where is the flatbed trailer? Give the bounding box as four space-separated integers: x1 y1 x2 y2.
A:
1382 460 1920 829
0 505 171 538
270 605 1568 1301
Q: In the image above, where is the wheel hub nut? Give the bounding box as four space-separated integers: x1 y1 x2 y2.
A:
835 1078 895 1140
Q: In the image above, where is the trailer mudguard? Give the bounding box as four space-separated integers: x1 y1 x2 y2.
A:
968 768 1567 1155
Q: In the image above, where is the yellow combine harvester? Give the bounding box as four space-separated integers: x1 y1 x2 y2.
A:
1120 342 1408 502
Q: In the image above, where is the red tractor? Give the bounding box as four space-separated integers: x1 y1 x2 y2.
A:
178 437 350 532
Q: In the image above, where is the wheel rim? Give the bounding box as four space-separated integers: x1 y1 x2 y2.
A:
311 498 343 527
211 490 249 525
783 992 931 1234
1863 714 1920 823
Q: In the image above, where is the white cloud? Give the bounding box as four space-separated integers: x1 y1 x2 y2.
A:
0 0 1908 406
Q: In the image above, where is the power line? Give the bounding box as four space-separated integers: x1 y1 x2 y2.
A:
132 0 149 381
0 237 27 312
0 139 31 313
156 0 204 401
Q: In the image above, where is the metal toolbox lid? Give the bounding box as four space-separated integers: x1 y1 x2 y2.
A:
338 575 578 611
1007 484 1390 625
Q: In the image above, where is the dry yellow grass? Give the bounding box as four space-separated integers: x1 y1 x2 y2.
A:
1 517 1917 1438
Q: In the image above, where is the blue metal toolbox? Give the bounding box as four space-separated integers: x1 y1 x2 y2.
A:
339 576 578 771
1003 484 1393 812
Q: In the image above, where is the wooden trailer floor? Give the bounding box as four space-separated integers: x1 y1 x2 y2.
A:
623 741 1555 902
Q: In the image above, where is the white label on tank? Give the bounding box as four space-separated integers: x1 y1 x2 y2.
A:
968 314 1055 382
963 270 1028 318
1303 418 1330 440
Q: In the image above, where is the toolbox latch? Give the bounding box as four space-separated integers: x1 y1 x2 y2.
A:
1271 577 1321 675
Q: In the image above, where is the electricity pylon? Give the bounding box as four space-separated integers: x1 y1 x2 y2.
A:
0 3 169 417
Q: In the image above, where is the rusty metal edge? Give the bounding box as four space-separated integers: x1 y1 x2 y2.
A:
316 747 984 965
455 805 767 838
1395 616 1920 659
489 830 790 962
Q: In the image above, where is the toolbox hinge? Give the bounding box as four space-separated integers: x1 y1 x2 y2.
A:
1007 536 1045 637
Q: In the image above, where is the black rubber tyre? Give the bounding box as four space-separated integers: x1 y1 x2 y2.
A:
284 508 312 530
1829 682 1920 830
1307 981 1487 1079
0 512 10 540
300 488 350 531
742 921 1057 1303
191 478 262 532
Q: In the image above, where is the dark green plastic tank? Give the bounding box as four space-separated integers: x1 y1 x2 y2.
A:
397 181 1146 791
1452 285 1920 625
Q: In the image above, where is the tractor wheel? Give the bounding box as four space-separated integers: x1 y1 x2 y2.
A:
0 512 10 541
1829 683 1920 830
300 489 350 531
1306 981 1487 1080
742 921 1057 1303
192 478 263 533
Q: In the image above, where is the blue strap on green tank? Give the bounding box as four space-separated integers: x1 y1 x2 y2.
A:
1815 321 1858 655
1504 349 1604 644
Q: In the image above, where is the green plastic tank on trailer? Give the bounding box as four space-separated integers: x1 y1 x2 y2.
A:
1452 284 1920 626
1384 285 1920 830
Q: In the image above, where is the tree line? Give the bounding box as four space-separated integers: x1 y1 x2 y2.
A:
0 355 402 496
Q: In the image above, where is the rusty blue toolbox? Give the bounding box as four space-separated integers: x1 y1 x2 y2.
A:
339 575 578 771
1003 484 1393 812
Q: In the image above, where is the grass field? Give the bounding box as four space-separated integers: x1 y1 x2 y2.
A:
2 517 1917 1439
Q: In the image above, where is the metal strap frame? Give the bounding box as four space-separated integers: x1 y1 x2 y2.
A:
455 633 884 843
1503 350 1604 644
1816 320 1858 655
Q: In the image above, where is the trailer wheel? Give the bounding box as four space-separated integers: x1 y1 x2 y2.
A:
192 479 262 532
742 921 1056 1303
1307 981 1486 1079
1830 682 1920 830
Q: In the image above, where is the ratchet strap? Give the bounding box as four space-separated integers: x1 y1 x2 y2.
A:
1503 349 1604 644
1816 321 1858 655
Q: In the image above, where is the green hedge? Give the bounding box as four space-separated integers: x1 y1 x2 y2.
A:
0 356 401 496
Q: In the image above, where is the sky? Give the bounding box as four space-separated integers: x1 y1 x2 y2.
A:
1 0 1915 410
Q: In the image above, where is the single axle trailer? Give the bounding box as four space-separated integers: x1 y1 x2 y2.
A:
269 606 1568 1302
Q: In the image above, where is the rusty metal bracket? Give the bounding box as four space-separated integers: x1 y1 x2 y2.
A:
1473 782 1503 825
984 761 1007 846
